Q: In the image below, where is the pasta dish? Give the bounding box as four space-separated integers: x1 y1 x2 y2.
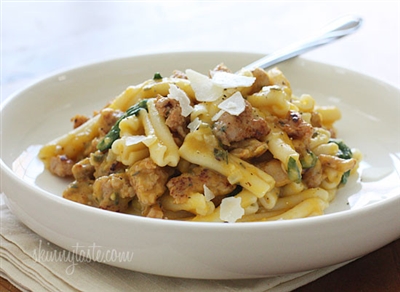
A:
39 64 360 222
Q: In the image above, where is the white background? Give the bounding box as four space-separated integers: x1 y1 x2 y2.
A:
2 1 399 100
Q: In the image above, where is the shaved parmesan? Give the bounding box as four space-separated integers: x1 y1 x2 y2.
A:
212 71 255 88
203 185 215 201
217 91 246 116
168 84 193 117
211 109 225 121
219 197 244 223
187 117 202 132
124 135 148 146
186 69 223 102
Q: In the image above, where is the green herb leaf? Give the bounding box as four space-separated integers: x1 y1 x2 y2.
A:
329 139 353 184
300 150 318 169
213 148 229 164
329 139 353 159
341 170 350 184
97 99 148 152
287 156 301 183
153 72 163 80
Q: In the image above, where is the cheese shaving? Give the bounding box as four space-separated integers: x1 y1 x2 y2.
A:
219 197 244 223
168 84 193 117
217 91 246 116
187 117 202 132
185 69 224 102
212 71 256 88
211 110 225 122
124 135 148 146
203 185 215 201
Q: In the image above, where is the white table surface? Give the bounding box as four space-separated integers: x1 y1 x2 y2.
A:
2 1 399 100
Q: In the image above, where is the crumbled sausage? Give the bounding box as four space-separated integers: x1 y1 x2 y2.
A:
241 67 271 96
71 157 95 181
212 100 270 146
278 110 313 140
229 139 269 160
127 158 172 206
98 108 124 136
256 159 291 187
155 95 189 142
92 173 135 212
71 114 89 129
167 166 235 204
170 70 188 79
49 155 74 177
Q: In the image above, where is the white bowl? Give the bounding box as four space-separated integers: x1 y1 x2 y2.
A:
1 51 399 279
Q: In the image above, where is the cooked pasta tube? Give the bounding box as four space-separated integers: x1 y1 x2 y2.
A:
266 67 292 95
39 115 100 167
108 78 195 112
191 208 222 222
314 105 341 128
262 197 328 221
237 189 259 215
139 100 180 167
237 210 288 222
111 136 149 166
161 193 215 216
280 182 306 197
266 130 302 182
325 189 337 202
39 78 194 166
312 142 339 156
258 188 280 209
111 112 149 165
179 125 275 198
241 197 328 222
291 94 315 113
269 187 329 211
191 189 260 222
247 85 291 118
119 115 144 137
309 128 331 150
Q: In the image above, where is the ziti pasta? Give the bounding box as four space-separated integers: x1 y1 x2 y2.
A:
39 64 360 222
